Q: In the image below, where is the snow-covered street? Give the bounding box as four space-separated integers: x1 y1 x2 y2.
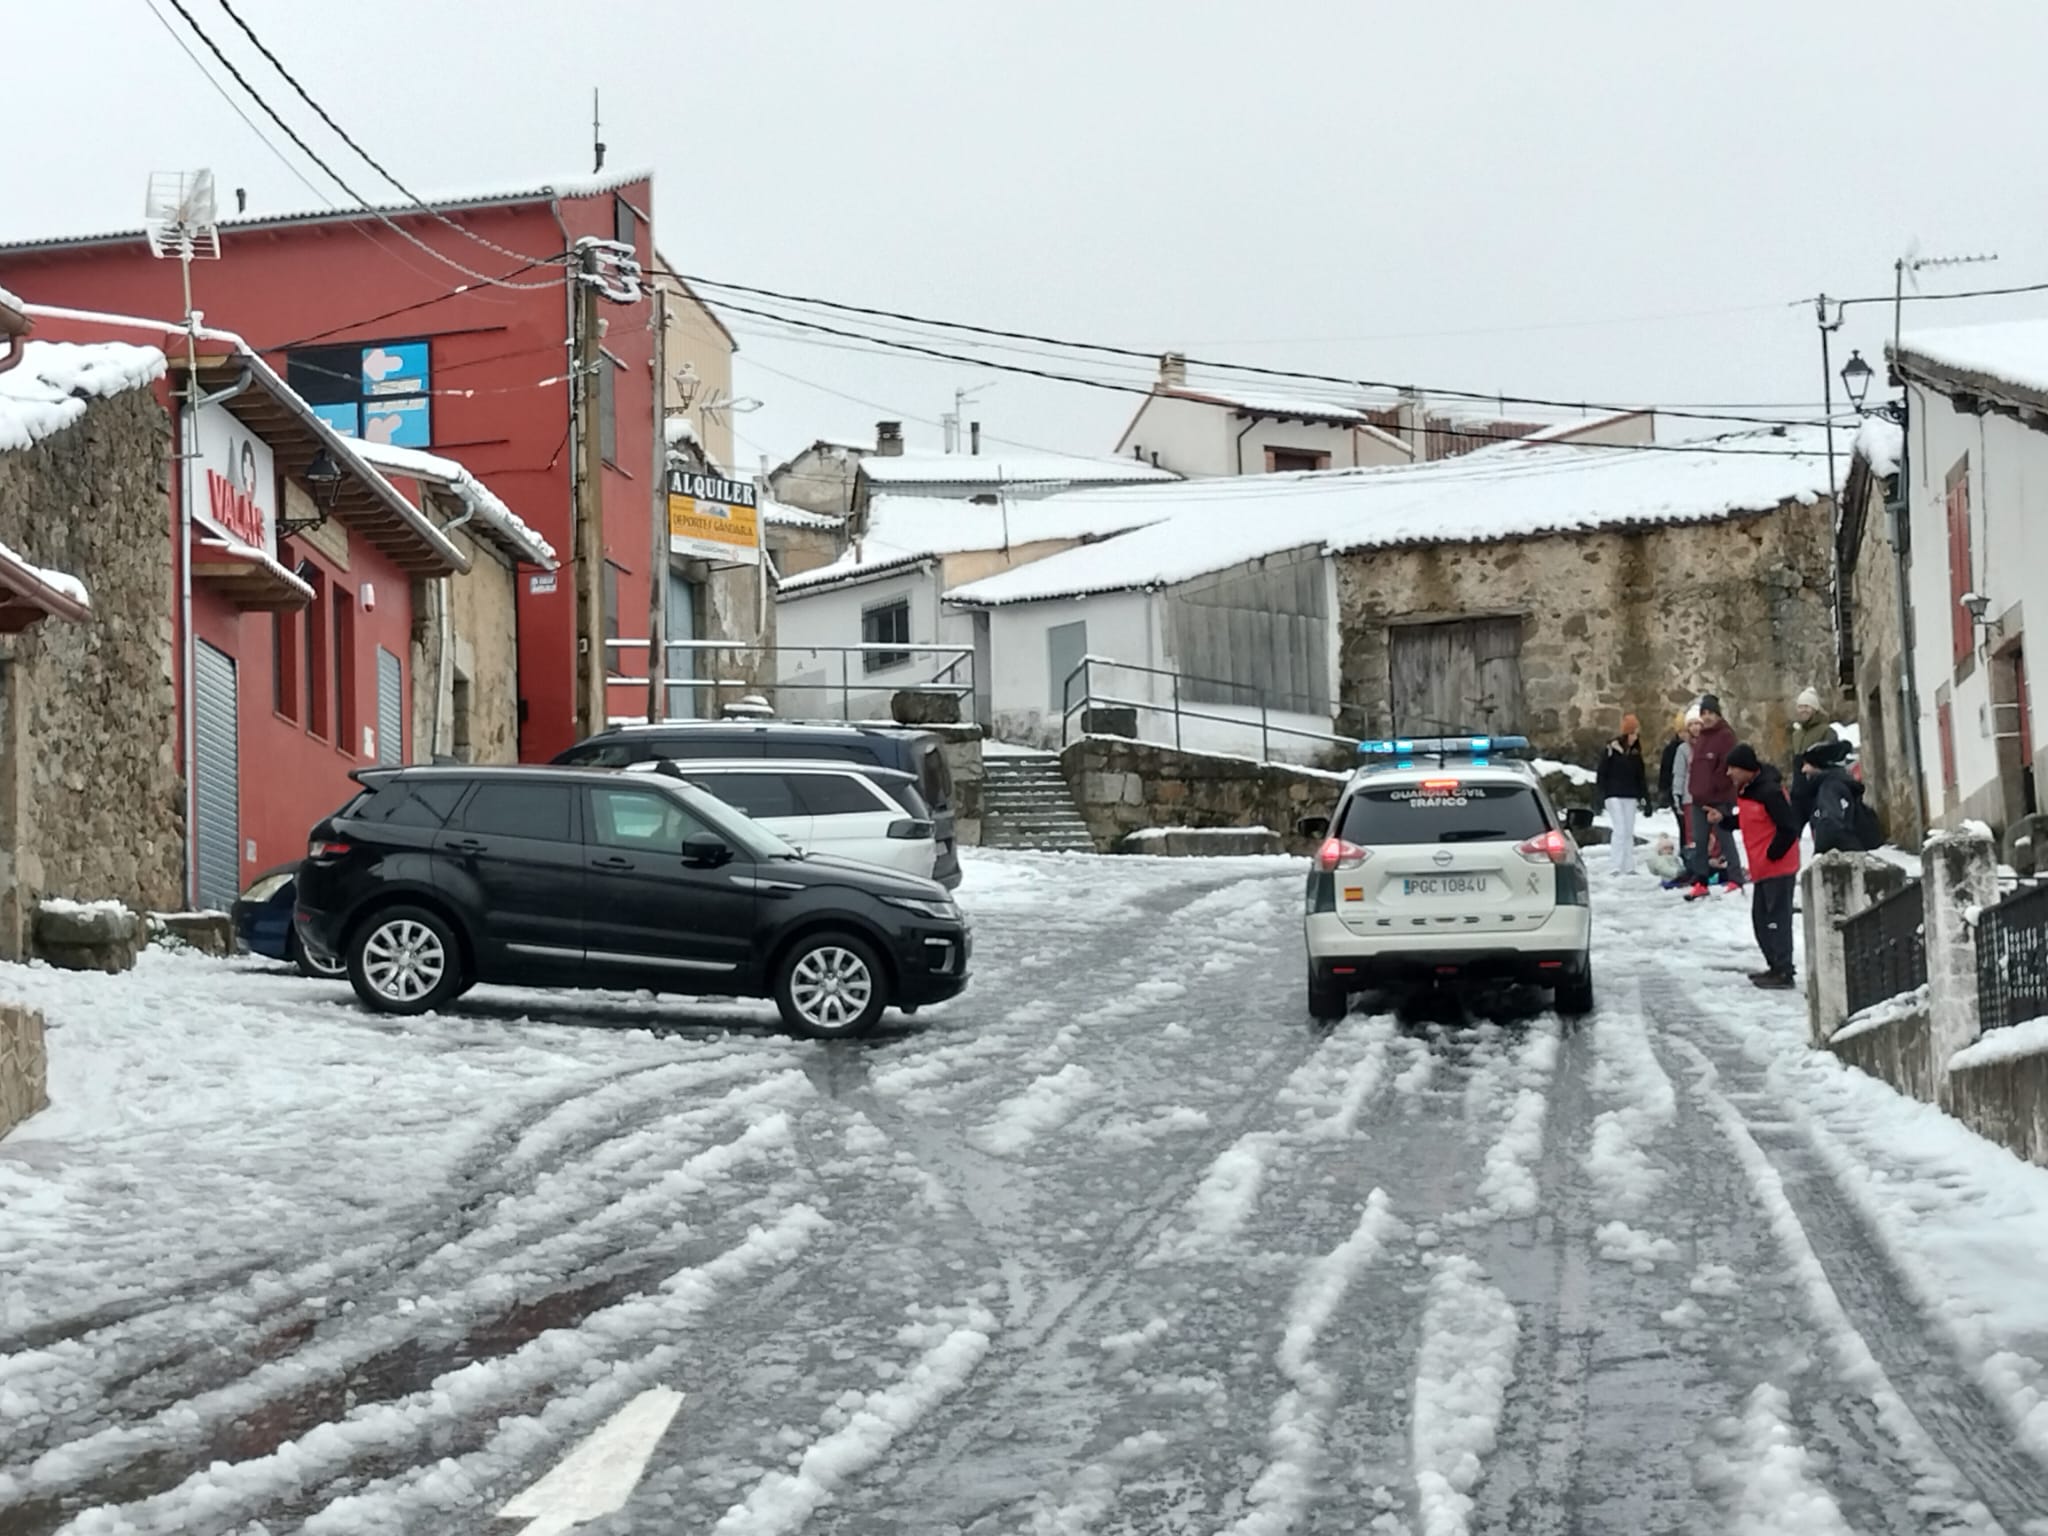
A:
6 851 2048 1535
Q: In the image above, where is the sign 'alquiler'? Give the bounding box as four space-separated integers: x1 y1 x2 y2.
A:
667 468 760 565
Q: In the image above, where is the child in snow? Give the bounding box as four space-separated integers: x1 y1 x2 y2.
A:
1645 835 1686 882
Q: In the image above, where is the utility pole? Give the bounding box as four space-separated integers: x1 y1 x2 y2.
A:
647 286 669 724
572 243 606 739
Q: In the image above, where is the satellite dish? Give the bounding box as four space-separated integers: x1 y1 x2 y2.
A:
145 170 221 261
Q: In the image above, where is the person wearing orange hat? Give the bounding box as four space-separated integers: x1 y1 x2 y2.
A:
1594 711 1650 874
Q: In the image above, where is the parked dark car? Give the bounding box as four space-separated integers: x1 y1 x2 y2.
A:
553 722 962 888
231 863 342 977
292 765 971 1037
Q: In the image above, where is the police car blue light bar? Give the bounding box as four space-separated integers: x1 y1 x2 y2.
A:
1357 734 1531 758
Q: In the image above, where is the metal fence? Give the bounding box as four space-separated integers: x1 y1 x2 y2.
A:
1843 879 1927 1017
1977 879 2048 1032
603 640 973 725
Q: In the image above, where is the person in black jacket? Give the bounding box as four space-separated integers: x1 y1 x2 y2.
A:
1594 713 1651 874
1656 712 1686 812
1803 742 1879 853
1714 744 1804 988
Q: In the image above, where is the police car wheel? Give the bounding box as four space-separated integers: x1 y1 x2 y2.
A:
1307 970 1348 1023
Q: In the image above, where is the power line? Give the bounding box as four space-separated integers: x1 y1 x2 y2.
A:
658 265 1827 433
1839 277 2048 310
205 0 557 272
254 257 561 350
154 0 562 292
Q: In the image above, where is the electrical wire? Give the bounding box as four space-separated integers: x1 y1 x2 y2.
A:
254 260 561 350
204 0 561 272
154 0 563 292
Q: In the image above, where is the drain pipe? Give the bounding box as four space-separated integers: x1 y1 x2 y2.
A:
179 356 253 907
433 502 479 757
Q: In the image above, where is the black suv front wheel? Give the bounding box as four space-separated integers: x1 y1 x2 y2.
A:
775 932 890 1038
349 904 465 1015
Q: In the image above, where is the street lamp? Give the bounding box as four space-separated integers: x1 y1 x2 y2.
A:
1840 350 1875 413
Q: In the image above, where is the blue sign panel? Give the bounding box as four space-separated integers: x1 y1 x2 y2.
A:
311 401 360 438
360 342 429 398
363 394 432 448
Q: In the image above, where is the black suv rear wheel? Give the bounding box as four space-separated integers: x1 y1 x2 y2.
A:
775 931 890 1038
348 904 465 1015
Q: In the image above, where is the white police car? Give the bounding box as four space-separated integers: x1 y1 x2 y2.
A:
1298 736 1595 1021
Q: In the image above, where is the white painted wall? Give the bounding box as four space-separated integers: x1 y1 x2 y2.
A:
1115 393 1408 478
1904 381 2045 827
983 589 1162 745
775 565 948 719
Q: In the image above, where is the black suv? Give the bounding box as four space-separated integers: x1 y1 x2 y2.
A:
554 722 962 887
292 766 972 1037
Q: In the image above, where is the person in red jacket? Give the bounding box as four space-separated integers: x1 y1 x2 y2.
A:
1683 694 1745 894
1716 742 1803 988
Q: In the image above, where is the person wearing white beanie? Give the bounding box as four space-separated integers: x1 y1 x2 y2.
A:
1788 685 1839 778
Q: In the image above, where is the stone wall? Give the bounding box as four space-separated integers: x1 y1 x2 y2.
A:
1946 1051 2048 1167
0 1001 47 1139
1062 737 1341 855
917 722 985 846
0 390 182 958
1829 1004 1940 1104
411 534 522 764
1333 500 1841 764
1844 469 1921 846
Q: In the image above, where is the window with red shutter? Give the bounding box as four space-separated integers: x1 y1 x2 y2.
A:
1946 462 1973 666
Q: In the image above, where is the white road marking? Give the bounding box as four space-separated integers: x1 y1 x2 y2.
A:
498 1386 685 1536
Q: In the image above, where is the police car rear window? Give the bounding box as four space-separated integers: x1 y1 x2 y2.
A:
1336 783 1549 845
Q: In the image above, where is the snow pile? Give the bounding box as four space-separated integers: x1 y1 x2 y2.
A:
858 449 1177 489
1470 1025 1561 1221
1696 1384 1854 1536
950 426 1832 608
1854 414 1904 478
1156 1132 1279 1259
347 437 557 565
1584 1014 1677 1211
664 414 701 450
1532 756 1597 787
1830 982 1929 1046
35 896 129 919
972 1063 1100 1154
1162 384 1375 425
1951 1016 2048 1071
1125 824 1277 840
780 487 1171 594
0 337 165 454
1226 1190 1400 1535
1897 318 2048 402
1411 1254 1519 1536
0 282 23 313
711 1304 994 1535
1594 1219 1680 1272
760 495 841 531
0 537 88 608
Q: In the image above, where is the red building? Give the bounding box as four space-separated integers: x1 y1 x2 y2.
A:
21 305 465 908
0 171 659 762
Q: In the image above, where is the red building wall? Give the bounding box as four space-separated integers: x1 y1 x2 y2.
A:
0 176 657 763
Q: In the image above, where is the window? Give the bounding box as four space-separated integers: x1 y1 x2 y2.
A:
797 773 887 818
862 597 912 674
589 786 706 851
603 560 625 673
614 195 639 253
461 781 574 841
305 568 331 740
1266 448 1330 473
333 585 358 751
451 673 473 762
286 339 433 447
273 611 301 722
1334 783 1550 846
361 779 466 828
599 352 619 466
686 771 805 821
1946 459 1974 668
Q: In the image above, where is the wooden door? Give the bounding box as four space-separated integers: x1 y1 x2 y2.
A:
1388 618 1524 738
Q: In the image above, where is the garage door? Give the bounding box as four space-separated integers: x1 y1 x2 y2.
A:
1389 617 1524 738
377 647 404 766
193 641 240 912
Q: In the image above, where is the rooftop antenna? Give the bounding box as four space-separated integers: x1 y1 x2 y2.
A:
592 89 606 174
1894 244 1998 355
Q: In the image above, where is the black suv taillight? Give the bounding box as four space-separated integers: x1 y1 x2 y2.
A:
308 837 353 860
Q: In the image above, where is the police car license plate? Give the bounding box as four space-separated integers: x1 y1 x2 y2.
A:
1403 875 1488 896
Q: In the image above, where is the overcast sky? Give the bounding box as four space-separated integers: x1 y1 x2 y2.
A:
11 0 2048 467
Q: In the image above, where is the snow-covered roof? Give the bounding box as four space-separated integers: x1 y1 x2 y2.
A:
347 438 557 568
1893 319 2048 403
0 337 165 454
0 536 89 612
1509 409 1653 445
858 450 1178 489
0 168 652 253
761 497 841 532
0 283 24 317
1854 415 1904 479
779 489 1170 597
949 427 1834 608
1159 386 1373 425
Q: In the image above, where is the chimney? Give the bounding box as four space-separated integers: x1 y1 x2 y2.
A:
1395 388 1426 461
969 421 981 456
875 420 904 457
1157 352 1188 391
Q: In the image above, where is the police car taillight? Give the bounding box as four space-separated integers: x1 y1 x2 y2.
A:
1515 829 1572 865
1317 837 1370 871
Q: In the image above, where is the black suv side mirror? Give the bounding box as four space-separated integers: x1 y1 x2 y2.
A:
680 832 734 868
1296 815 1331 839
1561 806 1595 833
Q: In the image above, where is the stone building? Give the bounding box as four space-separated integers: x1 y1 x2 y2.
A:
951 429 1841 764
0 336 183 952
1838 411 1921 845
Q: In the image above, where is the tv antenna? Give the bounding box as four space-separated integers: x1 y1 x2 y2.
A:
1894 244 1998 351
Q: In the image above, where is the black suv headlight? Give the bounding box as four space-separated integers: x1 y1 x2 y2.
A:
883 894 961 922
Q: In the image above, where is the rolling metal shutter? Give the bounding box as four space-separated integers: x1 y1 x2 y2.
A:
193 642 240 912
377 647 404 766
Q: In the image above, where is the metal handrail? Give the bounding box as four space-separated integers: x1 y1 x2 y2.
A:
603 638 974 725
1057 654 1369 763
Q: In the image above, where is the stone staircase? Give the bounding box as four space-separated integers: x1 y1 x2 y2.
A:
981 753 1098 853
